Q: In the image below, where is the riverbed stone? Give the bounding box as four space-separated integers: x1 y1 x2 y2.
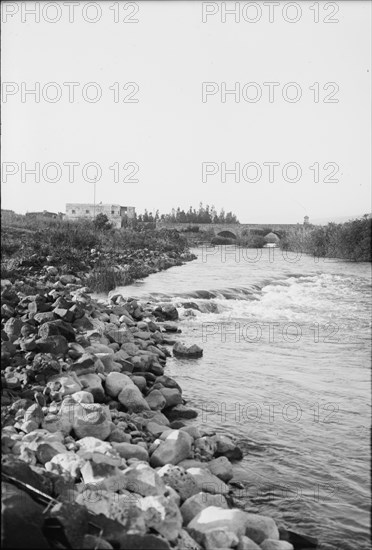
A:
187 507 250 549
121 462 166 496
159 387 182 408
78 373 105 402
146 389 167 410
70 402 112 440
118 384 150 413
158 464 199 501
104 372 133 398
180 492 229 525
173 342 203 358
207 456 233 482
186 468 229 495
150 430 192 467
211 434 243 461
76 437 121 466
243 514 280 544
140 494 183 541
112 442 149 462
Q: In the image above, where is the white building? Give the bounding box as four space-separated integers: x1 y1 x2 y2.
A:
65 203 135 228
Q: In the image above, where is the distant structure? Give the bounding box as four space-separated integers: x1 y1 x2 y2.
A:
1 209 16 222
304 215 310 225
65 203 135 228
26 210 60 220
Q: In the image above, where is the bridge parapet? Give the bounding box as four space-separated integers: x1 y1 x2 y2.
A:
156 221 306 237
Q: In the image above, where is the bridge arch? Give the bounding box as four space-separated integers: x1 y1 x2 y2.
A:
216 230 237 239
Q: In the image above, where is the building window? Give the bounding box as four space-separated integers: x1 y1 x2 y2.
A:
111 210 115 215
86 210 90 214
123 207 127 212
72 210 75 214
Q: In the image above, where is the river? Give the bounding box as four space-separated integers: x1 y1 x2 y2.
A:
113 245 371 550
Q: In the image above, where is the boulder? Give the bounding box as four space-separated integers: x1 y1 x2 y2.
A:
243 514 280 545
187 506 250 550
112 442 149 462
140 494 183 541
173 342 203 358
159 387 182 408
158 464 199 501
70 402 112 440
121 462 166 496
118 385 150 413
76 437 121 466
47 374 83 397
186 468 229 495
80 461 126 491
70 391 95 404
38 319 75 342
211 434 243 461
105 372 133 398
35 335 68 355
180 492 228 525
207 456 233 482
166 404 198 421
146 389 167 411
46 451 86 480
78 373 105 402
150 430 192 467
162 304 179 321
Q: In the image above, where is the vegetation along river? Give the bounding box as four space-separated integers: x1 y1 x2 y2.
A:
111 246 371 550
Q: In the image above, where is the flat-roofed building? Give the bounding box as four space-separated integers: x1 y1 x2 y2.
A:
65 203 135 228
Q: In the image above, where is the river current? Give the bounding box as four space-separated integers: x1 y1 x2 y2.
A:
112 246 371 550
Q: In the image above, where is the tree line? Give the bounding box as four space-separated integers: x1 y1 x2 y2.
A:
136 203 239 224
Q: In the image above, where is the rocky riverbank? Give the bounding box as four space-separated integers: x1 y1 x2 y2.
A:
1 268 315 549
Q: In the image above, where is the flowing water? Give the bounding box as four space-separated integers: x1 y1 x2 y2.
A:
113 246 371 550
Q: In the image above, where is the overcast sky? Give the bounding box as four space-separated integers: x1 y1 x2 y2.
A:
1 0 371 223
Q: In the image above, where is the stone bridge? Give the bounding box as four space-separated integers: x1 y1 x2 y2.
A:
156 222 308 239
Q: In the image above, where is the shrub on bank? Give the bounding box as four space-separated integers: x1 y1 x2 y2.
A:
1 216 190 290
280 215 371 261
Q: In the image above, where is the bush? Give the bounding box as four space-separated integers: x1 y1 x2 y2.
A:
93 213 113 231
281 216 371 261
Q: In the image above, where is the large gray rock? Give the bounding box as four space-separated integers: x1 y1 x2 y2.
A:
112 442 149 462
243 514 280 544
70 402 112 440
159 387 182 408
150 430 192 467
157 464 199 502
78 373 105 402
140 494 183 541
211 434 243 461
173 342 203 358
207 456 233 482
186 468 229 495
76 436 121 466
187 506 250 549
118 385 151 413
104 372 133 398
180 492 228 525
146 389 167 411
121 462 166 496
